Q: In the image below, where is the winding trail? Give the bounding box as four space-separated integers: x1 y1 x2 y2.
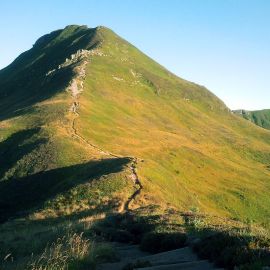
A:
123 158 143 211
62 49 223 270
64 48 143 212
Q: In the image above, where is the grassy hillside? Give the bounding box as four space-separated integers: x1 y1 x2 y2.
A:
0 25 135 223
1 24 270 269
234 109 270 130
78 27 270 225
1 25 270 225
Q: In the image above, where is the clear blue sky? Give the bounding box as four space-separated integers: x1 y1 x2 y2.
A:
0 0 269 110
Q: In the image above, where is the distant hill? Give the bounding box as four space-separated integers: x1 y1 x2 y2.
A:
233 109 270 130
0 25 270 227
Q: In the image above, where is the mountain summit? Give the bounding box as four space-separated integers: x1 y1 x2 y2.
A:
0 25 270 226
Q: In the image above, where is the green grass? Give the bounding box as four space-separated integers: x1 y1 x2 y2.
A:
0 24 270 269
0 216 119 270
78 26 270 226
82 206 270 269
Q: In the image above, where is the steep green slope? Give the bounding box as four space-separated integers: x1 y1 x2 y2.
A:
0 25 270 229
78 27 270 225
234 109 270 130
0 25 135 222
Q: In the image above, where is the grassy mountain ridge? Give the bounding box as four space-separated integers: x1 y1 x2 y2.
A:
234 109 270 130
0 25 135 224
0 25 270 229
77 26 270 224
0 25 100 121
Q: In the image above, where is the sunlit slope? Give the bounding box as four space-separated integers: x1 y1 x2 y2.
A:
0 26 134 221
0 25 107 180
0 25 269 226
77 27 270 225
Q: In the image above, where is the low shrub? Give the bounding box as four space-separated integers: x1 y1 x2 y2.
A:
122 260 152 270
93 225 134 243
89 243 119 264
193 231 270 269
92 213 153 244
140 232 187 253
124 220 153 244
193 232 240 261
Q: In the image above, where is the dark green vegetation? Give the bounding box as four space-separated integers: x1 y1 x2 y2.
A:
181 213 269 270
0 25 270 269
193 230 270 269
122 260 152 270
78 208 270 270
233 109 270 130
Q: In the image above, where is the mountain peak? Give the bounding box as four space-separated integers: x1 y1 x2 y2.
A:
0 26 270 230
1 21 270 270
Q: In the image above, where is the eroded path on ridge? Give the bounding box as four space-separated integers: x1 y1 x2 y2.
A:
123 158 143 211
63 48 143 212
63 49 223 270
